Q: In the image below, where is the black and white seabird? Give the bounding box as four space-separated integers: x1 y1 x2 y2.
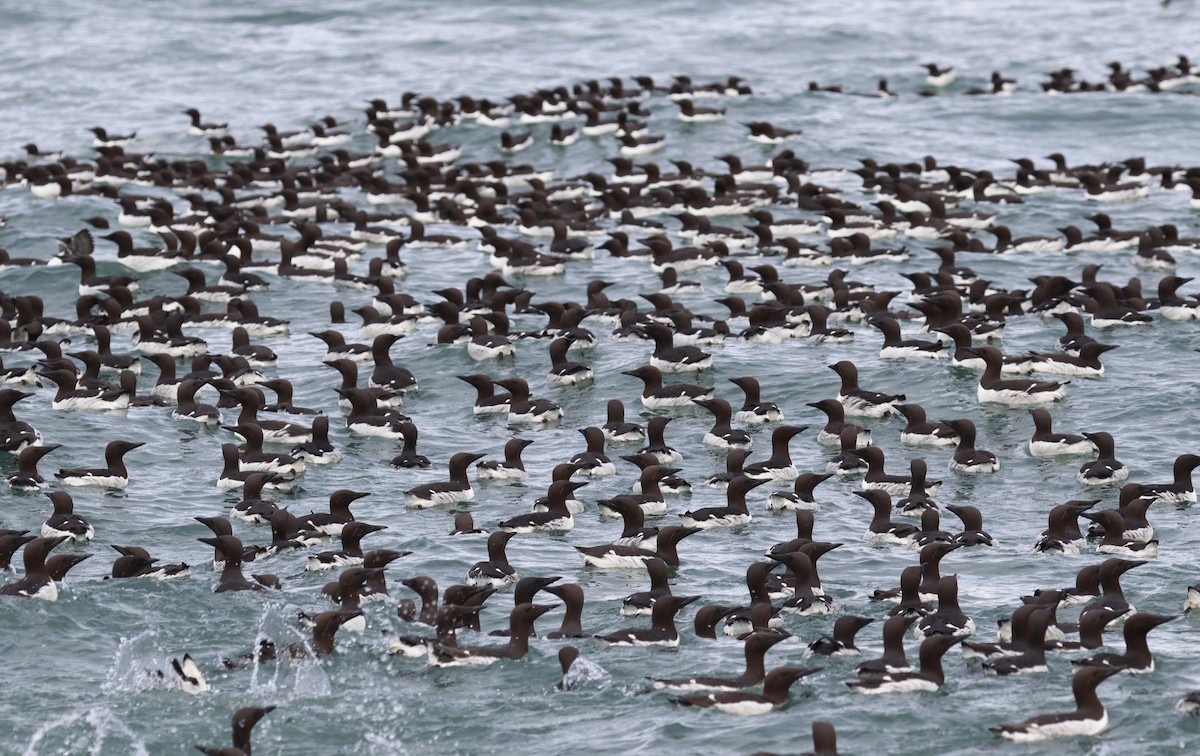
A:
945 419 1000 473
405 452 484 507
429 603 554 667
7 443 60 490
1028 408 1094 457
1073 612 1177 673
596 594 699 647
110 544 190 579
742 425 806 481
0 536 67 600
466 531 518 588
651 631 789 691
195 706 275 755
829 360 904 417
671 666 821 715
40 491 94 542
476 438 535 481
991 667 1120 742
54 439 143 488
845 633 963 694
970 346 1067 405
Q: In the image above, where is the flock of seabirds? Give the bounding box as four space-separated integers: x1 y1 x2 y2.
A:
815 54 1200 97
3 59 1200 753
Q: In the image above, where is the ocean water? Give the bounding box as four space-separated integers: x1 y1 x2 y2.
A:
2 1 1200 753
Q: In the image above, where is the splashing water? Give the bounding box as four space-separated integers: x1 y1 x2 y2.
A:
102 629 171 695
559 655 612 692
23 707 150 756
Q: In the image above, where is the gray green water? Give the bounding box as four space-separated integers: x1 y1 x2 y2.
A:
3 1 1200 753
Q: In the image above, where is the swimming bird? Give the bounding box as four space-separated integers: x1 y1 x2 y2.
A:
575 525 700 569
38 368 130 411
981 607 1054 676
183 107 226 135
1076 432 1128 486
1073 611 1176 673
766 472 834 511
1033 500 1096 555
197 535 273 593
597 594 699 647
768 548 839 615
0 532 33 573
601 399 644 442
808 398 870 447
744 121 802 144
429 603 554 667
946 505 995 547
675 98 726 122
1028 408 1094 457
292 492 367 540
1129 453 1200 504
44 550 91 585
1081 509 1158 558
970 346 1067 405
742 425 806 481
856 614 917 675
859 447 940 496
695 398 751 449
405 452 484 507
109 544 190 579
41 491 94 542
547 337 592 385
855 490 918 546
543 583 587 639
670 666 821 715
945 419 999 473
367 334 419 393
499 480 578 533
923 63 957 87
54 439 143 488
476 438 535 481
7 443 60 490
652 631 790 691
223 423 305 477
399 576 441 627
217 443 295 491
1080 557 1145 621
622 365 712 408
223 387 313 444
916 574 975 638
495 377 563 424
570 427 615 477
845 633 963 694
893 459 939 517
829 360 904 417
644 322 711 373
306 521 388 571
871 317 948 359
1089 484 1157 543
634 416 682 464
680 475 765 529
991 667 1120 742
339 387 407 440
466 531 518 588
807 616 874 657
171 379 221 424
195 705 275 756
621 557 673 617
389 603 479 658
0 536 67 600
194 516 265 568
